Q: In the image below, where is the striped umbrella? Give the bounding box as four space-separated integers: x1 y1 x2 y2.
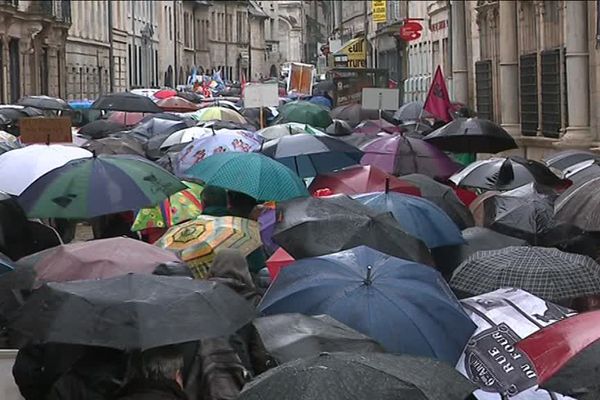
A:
18 155 186 219
155 215 262 278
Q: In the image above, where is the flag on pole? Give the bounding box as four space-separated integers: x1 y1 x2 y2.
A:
424 66 453 123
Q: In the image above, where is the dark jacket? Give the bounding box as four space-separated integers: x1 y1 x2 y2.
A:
117 378 187 400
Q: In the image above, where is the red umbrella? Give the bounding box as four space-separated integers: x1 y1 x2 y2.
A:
154 89 177 100
107 111 145 126
157 97 199 112
308 165 421 197
266 247 295 280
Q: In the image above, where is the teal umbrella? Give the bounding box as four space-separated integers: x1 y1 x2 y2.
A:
18 155 186 219
182 152 309 201
274 101 333 128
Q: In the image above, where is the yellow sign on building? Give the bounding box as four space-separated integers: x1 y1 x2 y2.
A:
372 0 387 23
333 38 366 68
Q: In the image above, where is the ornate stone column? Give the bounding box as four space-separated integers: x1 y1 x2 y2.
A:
451 0 468 104
498 0 520 137
560 0 592 147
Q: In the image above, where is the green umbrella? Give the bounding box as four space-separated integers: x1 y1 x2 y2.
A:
18 155 187 219
274 101 333 128
182 152 309 202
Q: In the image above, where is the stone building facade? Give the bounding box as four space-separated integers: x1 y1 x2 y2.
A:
0 0 71 103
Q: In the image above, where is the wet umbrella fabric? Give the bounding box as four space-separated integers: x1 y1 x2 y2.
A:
253 314 384 364
353 192 464 249
153 89 177 100
453 227 528 268
353 119 401 135
517 310 600 398
450 246 600 302
182 152 309 202
239 352 476 400
424 117 518 154
191 106 247 124
18 96 72 111
92 92 163 113
400 173 474 229
561 160 600 184
273 196 433 264
9 274 255 350
0 144 92 196
259 246 474 362
78 120 126 139
360 135 460 180
330 103 379 127
542 149 600 172
325 119 353 136
156 97 199 112
256 123 320 141
18 155 187 219
261 134 363 178
450 157 563 191
555 176 600 232
393 101 432 122
82 136 145 156
274 101 332 128
307 165 421 197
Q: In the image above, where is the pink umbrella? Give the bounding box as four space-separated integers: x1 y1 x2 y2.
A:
107 111 146 126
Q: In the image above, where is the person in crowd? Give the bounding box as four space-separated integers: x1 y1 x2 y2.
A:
117 346 187 400
226 191 257 219
201 186 229 217
90 211 139 240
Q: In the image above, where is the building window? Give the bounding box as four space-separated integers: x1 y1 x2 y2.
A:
540 48 563 138
475 60 494 121
519 53 538 136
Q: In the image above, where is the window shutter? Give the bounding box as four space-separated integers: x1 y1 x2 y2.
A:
475 60 493 121
519 53 538 136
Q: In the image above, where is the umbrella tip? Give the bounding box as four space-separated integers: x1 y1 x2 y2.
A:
364 265 373 286
384 178 390 194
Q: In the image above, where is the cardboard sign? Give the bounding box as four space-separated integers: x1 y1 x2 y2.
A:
361 88 399 110
19 117 72 144
288 63 314 96
244 83 279 108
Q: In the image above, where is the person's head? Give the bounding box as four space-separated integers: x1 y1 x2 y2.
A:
227 191 258 219
139 346 184 388
201 185 228 209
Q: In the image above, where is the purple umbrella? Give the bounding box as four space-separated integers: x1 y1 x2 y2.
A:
360 135 460 180
258 207 277 254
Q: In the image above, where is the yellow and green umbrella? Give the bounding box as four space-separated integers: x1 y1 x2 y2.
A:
132 181 204 231
191 106 247 124
155 215 262 279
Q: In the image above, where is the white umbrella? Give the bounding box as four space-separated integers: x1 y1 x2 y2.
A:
0 144 92 195
160 126 215 149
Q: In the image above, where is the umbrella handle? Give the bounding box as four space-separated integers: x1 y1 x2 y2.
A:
384 178 390 194
364 265 373 285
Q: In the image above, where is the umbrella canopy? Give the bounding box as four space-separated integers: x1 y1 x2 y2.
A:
92 92 163 113
156 215 262 279
266 247 295 280
449 157 564 191
18 95 72 111
517 310 600 398
18 155 187 219
0 138 23 156
353 192 464 249
457 288 575 399
274 100 333 128
325 119 353 136
555 176 600 232
82 136 145 156
10 274 254 350
393 101 431 122
197 119 257 132
153 89 178 100
253 314 384 365
78 120 126 139
561 159 600 184
161 127 255 149
261 134 362 178
330 103 379 127
177 91 203 103
450 246 600 302
308 165 421 197
132 181 204 231
424 117 518 153
0 144 92 195
132 117 193 152
273 195 433 264
157 97 199 112
361 134 460 180
13 237 181 287
542 149 600 172
239 353 476 400
353 119 401 135
175 131 261 174
191 106 247 124
400 173 474 229
259 246 474 362
400 120 433 135
312 79 335 93
256 122 321 141
455 227 528 266
182 152 308 202
107 111 146 126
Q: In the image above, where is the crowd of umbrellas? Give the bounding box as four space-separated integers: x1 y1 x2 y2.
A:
0 90 599 400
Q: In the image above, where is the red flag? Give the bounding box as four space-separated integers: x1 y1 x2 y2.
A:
423 66 452 122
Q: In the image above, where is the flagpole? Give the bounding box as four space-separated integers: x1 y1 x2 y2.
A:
413 108 424 135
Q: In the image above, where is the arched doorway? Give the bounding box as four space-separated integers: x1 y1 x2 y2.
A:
269 64 278 78
164 65 173 88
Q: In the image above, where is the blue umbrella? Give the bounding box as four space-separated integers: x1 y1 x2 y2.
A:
308 95 333 109
259 246 475 364
353 192 465 249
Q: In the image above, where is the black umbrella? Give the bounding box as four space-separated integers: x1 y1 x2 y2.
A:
9 274 255 350
542 149 600 172
238 352 476 400
273 195 433 265
176 91 203 103
555 176 600 232
129 117 193 159
241 107 273 128
400 173 474 229
562 160 600 184
154 152 179 174
450 246 600 302
78 120 126 140
0 140 23 155
140 112 186 123
261 134 363 178
17 96 72 111
253 314 384 365
197 119 257 132
82 137 145 156
0 107 28 123
313 79 335 93
325 119 353 136
91 92 163 113
450 156 564 191
424 117 518 153
330 103 379 127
